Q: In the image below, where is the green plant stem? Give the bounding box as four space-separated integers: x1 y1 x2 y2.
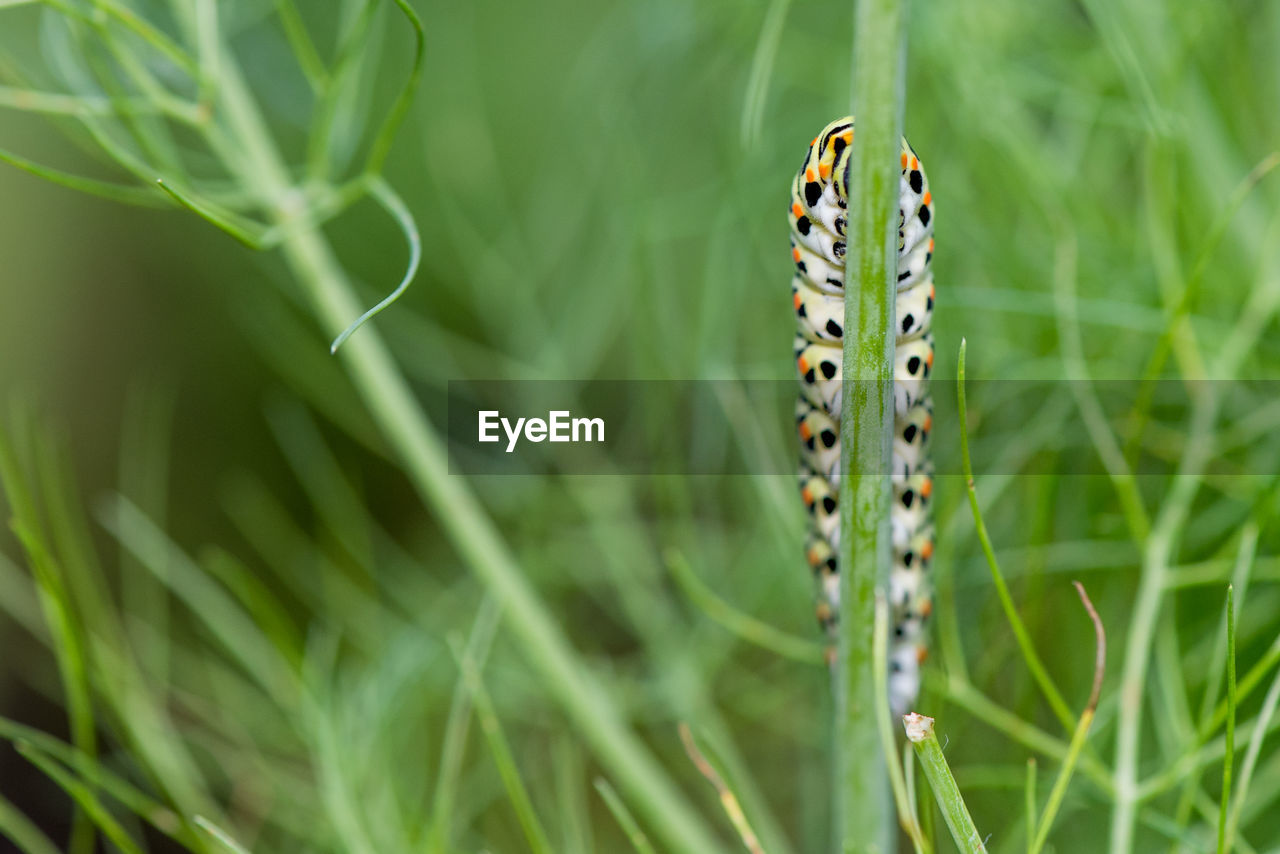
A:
666 549 825 665
1108 190 1280 853
1225 653 1280 852
1168 529 1257 841
1051 226 1150 547
678 725 765 854
1126 151 1280 464
739 0 791 148
0 432 98 854
193 816 252 854
0 792 61 854
939 676 1113 794
14 743 142 854
596 778 659 854
209 40 724 854
956 340 1076 735
903 716 986 854
873 594 929 854
273 0 327 91
839 0 907 850
1193 531 1256 738
1024 759 1036 854
1110 463 1192 854
1028 582 1105 854
427 598 501 854
1029 709 1094 854
451 638 555 854
283 240 722 854
1217 585 1237 854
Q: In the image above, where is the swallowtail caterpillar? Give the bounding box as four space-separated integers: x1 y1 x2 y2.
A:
790 116 935 715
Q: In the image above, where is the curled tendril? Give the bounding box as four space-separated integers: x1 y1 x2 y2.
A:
329 176 421 354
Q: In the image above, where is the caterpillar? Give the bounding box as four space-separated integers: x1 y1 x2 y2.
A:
790 116 935 716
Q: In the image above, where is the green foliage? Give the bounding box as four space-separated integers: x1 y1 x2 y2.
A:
0 1 1279 853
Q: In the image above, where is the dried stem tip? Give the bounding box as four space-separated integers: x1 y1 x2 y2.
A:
902 712 935 743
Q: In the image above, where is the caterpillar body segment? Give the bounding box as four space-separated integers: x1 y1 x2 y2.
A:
790 116 935 714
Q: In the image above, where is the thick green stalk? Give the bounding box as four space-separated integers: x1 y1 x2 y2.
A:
838 0 907 851
208 42 724 854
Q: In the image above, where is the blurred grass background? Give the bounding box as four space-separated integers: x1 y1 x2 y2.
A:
0 0 1279 852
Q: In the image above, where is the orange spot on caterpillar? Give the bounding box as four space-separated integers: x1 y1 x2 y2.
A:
807 546 822 567
805 168 815 182
921 541 934 560
910 156 919 170
928 238 935 252
819 162 831 179
812 137 818 146
802 485 814 505
926 350 934 369
916 645 929 664
799 421 812 441
841 131 852 143
929 284 936 299
792 202 805 218
923 415 933 433
792 247 802 263
901 153 908 168
921 478 933 498
793 292 803 311
797 355 809 373
923 191 932 206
